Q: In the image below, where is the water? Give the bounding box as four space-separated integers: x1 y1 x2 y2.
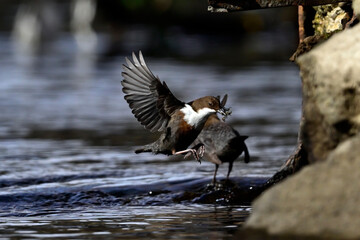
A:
0 34 301 239
1 205 251 239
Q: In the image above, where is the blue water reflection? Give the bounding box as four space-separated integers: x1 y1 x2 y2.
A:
0 32 301 238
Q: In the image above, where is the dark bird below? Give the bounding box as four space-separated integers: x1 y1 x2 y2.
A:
193 95 250 184
121 51 229 161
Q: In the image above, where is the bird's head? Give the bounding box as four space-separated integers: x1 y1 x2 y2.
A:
182 95 231 128
191 95 229 117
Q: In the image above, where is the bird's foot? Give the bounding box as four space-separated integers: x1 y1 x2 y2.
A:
183 149 199 162
196 145 205 158
187 144 204 163
184 148 202 163
183 151 193 160
174 145 205 164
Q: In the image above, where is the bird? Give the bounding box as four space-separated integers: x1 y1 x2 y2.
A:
121 51 228 161
193 95 250 184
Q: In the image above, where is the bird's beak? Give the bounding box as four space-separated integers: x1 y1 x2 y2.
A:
217 94 232 121
217 107 226 116
220 94 228 108
217 106 232 116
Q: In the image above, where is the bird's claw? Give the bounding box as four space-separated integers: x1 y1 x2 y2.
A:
184 149 202 164
183 147 205 163
175 145 205 164
193 145 205 163
198 145 205 158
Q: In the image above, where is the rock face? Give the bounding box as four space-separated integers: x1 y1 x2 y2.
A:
244 22 360 238
299 24 360 163
353 0 360 16
245 135 360 239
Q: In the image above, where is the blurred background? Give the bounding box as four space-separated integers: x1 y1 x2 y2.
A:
1 0 298 61
0 0 303 239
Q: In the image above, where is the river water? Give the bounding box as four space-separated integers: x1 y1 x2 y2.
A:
0 34 301 239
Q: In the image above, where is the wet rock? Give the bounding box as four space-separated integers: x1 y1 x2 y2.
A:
191 180 258 205
245 135 360 239
172 178 265 205
244 20 360 239
298 23 360 163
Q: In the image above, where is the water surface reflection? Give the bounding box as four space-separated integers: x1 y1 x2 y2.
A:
0 35 301 238
1 205 250 239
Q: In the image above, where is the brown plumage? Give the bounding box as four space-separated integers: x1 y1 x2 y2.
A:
121 51 228 161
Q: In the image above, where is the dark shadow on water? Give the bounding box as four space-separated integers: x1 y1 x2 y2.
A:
0 177 266 217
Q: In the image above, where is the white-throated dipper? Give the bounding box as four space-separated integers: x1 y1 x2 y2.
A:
193 95 250 184
121 51 228 161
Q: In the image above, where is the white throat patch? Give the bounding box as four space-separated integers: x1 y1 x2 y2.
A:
180 104 216 127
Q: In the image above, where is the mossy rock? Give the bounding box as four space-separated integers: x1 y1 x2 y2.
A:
313 4 350 39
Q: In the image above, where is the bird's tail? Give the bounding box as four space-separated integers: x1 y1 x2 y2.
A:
243 144 250 163
135 145 153 154
241 136 250 163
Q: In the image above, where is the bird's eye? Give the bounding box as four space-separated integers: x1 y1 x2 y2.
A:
208 102 213 107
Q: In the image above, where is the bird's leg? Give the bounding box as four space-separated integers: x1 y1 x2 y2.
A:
174 143 205 163
175 149 201 163
226 162 234 181
212 164 219 185
189 143 205 163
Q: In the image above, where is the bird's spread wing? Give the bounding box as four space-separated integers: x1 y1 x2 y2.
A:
121 51 184 132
